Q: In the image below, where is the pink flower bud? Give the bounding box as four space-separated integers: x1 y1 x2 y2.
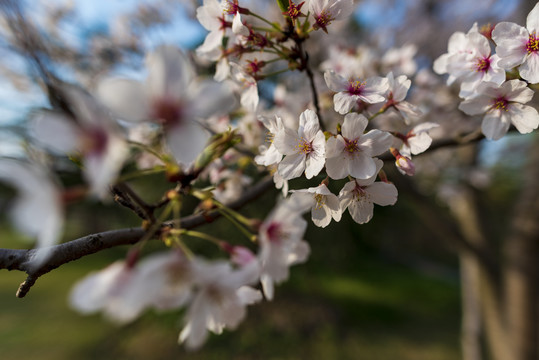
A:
395 155 415 176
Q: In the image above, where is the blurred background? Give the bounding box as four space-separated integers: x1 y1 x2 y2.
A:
1 0 538 359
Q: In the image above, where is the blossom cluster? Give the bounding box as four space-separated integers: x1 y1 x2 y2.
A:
434 3 539 140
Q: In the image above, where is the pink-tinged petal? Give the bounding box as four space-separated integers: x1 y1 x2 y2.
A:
349 153 377 179
333 92 357 114
166 120 210 166
338 180 356 209
278 153 306 180
324 70 348 92
312 205 332 228
341 113 368 138
326 135 345 158
237 286 263 305
348 199 374 224
97 78 149 122
481 111 510 140
459 96 492 115
526 2 539 33
273 127 301 155
299 109 320 140
30 110 79 154
493 23 529 69
146 45 194 100
504 79 534 103
508 103 539 134
366 182 398 206
519 53 539 84
359 130 393 156
326 153 350 180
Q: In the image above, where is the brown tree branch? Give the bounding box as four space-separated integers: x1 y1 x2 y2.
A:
0 176 275 298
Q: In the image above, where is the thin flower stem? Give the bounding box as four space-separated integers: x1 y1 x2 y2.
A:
127 140 166 162
117 166 166 182
262 68 291 78
217 208 256 242
182 230 224 247
248 11 282 32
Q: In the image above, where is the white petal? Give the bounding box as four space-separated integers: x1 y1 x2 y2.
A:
519 54 539 84
366 182 398 206
349 153 377 179
526 2 539 33
166 120 210 166
509 103 539 134
146 45 194 100
481 111 509 140
30 110 79 153
341 113 368 138
278 153 306 180
348 199 374 224
333 92 357 114
96 78 149 122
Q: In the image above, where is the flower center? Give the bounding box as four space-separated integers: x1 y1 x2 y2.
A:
295 138 313 154
493 97 509 111
314 194 325 209
352 185 368 202
526 32 539 54
314 10 333 32
266 222 284 243
285 2 305 20
152 98 182 127
83 126 109 156
344 137 359 154
222 0 239 15
475 57 491 72
347 80 366 95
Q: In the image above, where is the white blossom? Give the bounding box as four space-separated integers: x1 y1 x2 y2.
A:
492 2 539 83
324 70 389 114
339 159 398 224
458 80 539 140
273 109 326 180
292 184 342 228
325 113 392 180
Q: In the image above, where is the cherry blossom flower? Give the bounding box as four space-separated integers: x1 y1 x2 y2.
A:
397 122 439 157
0 159 63 266
433 23 479 85
97 45 235 167
324 70 389 114
292 183 342 228
458 79 539 140
230 62 259 112
70 251 193 324
339 159 398 224
309 0 355 33
384 72 422 122
196 0 233 60
492 2 539 83
254 115 285 166
179 259 261 350
273 109 326 180
31 84 128 198
258 193 313 300
325 113 392 180
445 31 505 97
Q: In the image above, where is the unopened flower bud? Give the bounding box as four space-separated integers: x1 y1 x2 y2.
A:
395 155 415 176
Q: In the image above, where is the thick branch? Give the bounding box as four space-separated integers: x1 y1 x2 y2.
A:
0 176 275 298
